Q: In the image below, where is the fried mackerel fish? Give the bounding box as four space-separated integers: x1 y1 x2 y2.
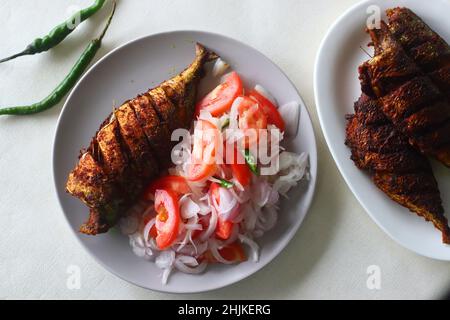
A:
359 22 450 167
66 43 218 235
386 7 450 99
345 94 450 243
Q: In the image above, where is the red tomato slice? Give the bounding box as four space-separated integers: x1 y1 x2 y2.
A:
187 163 217 182
188 120 220 181
203 242 247 263
236 96 268 148
210 182 221 203
195 72 243 117
248 89 285 132
154 189 181 249
142 176 190 200
228 146 251 186
216 218 234 240
210 182 235 240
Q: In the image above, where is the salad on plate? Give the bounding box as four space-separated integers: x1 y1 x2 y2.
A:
119 64 308 284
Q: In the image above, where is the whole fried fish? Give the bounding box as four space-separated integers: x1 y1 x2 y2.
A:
66 43 218 235
359 22 450 167
345 95 450 243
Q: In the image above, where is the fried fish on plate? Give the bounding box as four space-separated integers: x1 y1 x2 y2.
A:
66 43 218 235
359 22 450 167
386 7 450 98
345 94 450 243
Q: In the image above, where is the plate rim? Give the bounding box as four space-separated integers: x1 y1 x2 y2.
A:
314 0 450 260
52 29 318 292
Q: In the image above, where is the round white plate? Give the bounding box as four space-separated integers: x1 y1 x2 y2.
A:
53 31 317 292
314 0 450 260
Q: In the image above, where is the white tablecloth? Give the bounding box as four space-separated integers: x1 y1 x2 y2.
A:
1 0 449 300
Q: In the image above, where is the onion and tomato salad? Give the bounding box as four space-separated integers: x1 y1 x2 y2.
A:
119 68 308 284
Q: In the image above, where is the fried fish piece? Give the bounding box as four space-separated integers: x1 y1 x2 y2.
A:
386 8 450 98
359 22 450 167
115 102 159 180
160 43 218 128
66 151 114 208
386 8 450 68
345 95 450 243
66 43 218 235
129 94 172 167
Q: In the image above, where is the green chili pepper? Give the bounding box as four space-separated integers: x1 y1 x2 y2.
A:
0 3 115 116
221 118 230 130
244 149 259 175
0 0 106 63
216 177 234 188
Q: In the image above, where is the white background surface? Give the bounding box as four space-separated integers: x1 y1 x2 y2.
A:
0 0 449 300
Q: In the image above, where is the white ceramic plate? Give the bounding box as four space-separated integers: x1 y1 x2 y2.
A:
315 0 450 260
53 31 317 292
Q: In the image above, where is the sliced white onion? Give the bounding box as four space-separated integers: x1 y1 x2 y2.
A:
212 187 239 221
184 223 203 231
239 234 259 262
155 250 175 269
251 178 272 208
242 203 258 232
197 200 212 215
132 245 146 258
176 255 199 267
208 239 235 264
258 206 278 231
252 229 264 238
177 241 208 256
212 58 230 77
229 187 250 204
130 231 145 248
175 259 208 274
279 151 307 172
254 84 277 106
175 229 193 253
180 196 200 219
267 189 280 206
142 218 156 247
198 109 220 128
278 101 300 138
144 247 154 260
200 210 218 242
161 266 173 285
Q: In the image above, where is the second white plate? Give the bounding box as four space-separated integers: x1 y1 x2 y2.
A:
314 0 450 260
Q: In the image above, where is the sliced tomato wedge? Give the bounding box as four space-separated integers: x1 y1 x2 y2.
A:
195 71 243 117
248 89 285 132
216 218 234 240
203 242 247 263
210 182 235 240
187 120 220 181
142 176 190 200
154 189 181 249
227 145 251 186
236 96 268 148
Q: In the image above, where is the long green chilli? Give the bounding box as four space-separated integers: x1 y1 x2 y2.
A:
0 0 106 63
0 3 115 116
